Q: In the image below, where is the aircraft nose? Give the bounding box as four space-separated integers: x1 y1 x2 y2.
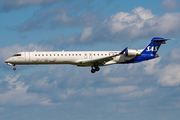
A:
5 59 9 63
4 58 12 63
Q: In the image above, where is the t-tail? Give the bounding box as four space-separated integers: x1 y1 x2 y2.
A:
141 37 171 56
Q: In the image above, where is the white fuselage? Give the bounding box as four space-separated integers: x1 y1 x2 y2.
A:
5 51 135 66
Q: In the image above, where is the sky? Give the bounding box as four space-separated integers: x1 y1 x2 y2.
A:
1 0 180 120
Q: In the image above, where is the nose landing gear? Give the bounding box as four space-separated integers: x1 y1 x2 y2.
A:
13 64 16 71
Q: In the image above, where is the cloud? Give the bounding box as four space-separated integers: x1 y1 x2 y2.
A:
0 75 51 106
79 27 93 42
58 7 180 45
160 0 180 10
0 0 63 12
125 88 155 98
96 86 138 96
106 77 127 84
142 58 161 74
18 5 102 31
17 6 180 46
157 64 180 86
51 11 101 28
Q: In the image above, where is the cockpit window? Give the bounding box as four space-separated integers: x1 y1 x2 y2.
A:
13 54 21 56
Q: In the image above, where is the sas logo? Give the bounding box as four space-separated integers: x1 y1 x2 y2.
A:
146 46 158 52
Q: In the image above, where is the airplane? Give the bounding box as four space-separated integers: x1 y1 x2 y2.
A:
5 37 171 73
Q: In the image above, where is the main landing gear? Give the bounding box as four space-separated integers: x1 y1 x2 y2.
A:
91 66 100 73
13 64 16 71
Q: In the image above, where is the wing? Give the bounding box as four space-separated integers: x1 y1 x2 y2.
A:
77 47 127 66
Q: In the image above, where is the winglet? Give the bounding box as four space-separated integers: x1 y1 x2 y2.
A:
120 47 128 54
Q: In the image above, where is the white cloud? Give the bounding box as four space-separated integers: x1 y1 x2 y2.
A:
102 66 112 75
106 77 127 84
0 0 60 12
170 47 180 60
125 88 155 98
18 5 101 31
31 77 58 92
107 7 154 34
0 75 51 106
15 6 180 46
96 86 138 95
51 11 101 28
79 27 93 42
157 64 180 86
103 7 180 39
143 58 161 74
160 0 180 10
64 7 180 44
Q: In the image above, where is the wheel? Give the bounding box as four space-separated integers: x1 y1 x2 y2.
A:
13 67 16 71
95 67 100 71
91 69 96 73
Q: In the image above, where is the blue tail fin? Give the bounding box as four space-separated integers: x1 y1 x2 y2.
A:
141 37 168 55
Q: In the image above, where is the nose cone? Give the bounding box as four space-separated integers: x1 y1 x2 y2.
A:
5 58 12 63
5 58 14 66
5 59 9 63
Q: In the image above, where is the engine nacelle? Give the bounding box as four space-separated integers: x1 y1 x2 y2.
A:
125 49 141 56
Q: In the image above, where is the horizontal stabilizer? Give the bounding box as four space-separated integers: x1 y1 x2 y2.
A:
152 37 173 42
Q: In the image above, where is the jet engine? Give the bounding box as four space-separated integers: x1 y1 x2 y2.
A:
125 49 141 56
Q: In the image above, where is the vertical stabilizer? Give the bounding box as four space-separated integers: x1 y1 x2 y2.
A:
141 37 168 55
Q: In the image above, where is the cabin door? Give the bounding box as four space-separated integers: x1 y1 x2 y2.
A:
25 52 30 62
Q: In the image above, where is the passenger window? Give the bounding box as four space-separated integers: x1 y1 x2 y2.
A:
42 54 44 56
50 54 51 56
105 54 107 56
57 54 59 56
65 54 67 56
101 54 103 56
79 54 81 56
97 54 99 56
72 54 74 56
35 54 37 56
61 54 63 56
76 54 77 56
39 54 40 56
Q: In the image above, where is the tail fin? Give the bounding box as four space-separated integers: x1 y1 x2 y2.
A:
141 37 170 55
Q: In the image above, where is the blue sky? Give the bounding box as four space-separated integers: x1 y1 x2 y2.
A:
1 0 180 120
